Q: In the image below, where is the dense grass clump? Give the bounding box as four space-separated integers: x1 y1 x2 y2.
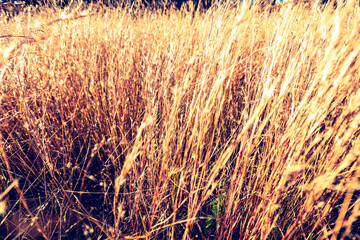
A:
1 1 360 239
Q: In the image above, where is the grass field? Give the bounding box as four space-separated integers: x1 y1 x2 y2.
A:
1 1 360 239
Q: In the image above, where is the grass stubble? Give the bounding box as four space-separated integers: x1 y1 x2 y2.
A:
0 0 360 239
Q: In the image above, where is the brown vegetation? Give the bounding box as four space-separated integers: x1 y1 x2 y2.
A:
0 0 360 239
0 1 24 17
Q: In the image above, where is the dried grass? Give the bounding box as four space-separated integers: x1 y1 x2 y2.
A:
0 1 360 239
